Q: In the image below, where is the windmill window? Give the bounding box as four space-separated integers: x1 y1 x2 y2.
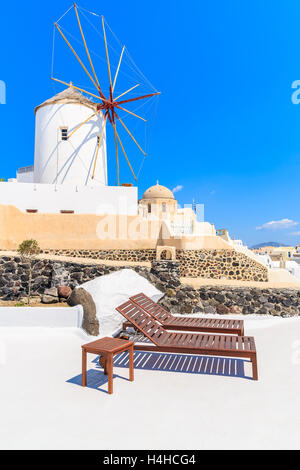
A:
61 127 68 141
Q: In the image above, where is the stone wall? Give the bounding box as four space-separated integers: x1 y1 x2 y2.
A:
0 256 151 300
159 284 300 317
40 248 268 282
150 261 299 317
149 261 299 317
177 249 268 281
0 256 298 318
0 256 176 302
41 248 156 263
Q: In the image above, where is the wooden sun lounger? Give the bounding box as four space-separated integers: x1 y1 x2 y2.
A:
127 293 245 336
116 300 258 380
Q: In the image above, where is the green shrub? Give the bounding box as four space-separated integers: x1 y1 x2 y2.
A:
17 239 41 305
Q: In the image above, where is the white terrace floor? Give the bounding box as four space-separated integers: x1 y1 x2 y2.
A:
0 316 300 450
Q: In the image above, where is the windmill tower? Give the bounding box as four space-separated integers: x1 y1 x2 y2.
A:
33 85 107 186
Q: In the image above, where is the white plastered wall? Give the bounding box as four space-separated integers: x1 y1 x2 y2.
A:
0 305 83 328
0 182 137 215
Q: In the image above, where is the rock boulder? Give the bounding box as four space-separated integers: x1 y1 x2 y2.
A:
67 287 99 336
42 294 59 304
58 286 72 299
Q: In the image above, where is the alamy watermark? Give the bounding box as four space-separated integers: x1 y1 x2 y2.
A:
95 202 205 241
291 80 300 104
0 80 6 104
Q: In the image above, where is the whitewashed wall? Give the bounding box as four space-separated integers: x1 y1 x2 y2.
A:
34 102 107 186
0 182 137 215
17 171 34 183
0 305 83 328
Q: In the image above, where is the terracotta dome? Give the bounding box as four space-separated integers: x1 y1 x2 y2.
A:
142 183 175 200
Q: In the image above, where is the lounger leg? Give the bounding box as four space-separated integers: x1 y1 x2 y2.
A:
107 354 113 395
129 344 134 382
82 349 87 387
252 354 258 381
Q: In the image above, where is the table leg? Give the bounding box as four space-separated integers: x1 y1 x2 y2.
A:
252 353 258 381
107 354 113 395
129 345 134 382
103 355 108 375
82 349 87 387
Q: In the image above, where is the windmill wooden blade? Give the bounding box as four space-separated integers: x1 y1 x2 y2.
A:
51 78 106 101
115 113 147 156
102 16 113 97
114 125 137 181
114 84 140 101
92 114 108 180
112 46 125 93
116 92 161 106
74 4 100 89
54 23 98 91
68 110 100 139
112 123 120 186
115 105 146 122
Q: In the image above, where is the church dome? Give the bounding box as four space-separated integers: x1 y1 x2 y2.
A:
142 183 175 200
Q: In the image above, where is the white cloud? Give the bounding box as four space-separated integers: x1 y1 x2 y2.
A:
172 185 183 194
289 231 300 236
256 218 299 230
210 190 216 195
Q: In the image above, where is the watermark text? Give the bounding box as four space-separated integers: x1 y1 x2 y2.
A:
0 80 6 104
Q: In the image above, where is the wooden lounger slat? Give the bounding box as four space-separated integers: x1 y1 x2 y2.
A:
181 333 192 346
174 333 185 345
194 334 204 349
185 334 194 347
249 337 256 352
231 336 237 351
207 335 215 349
160 332 173 346
130 293 244 336
237 336 243 350
225 335 232 351
244 337 252 351
190 331 198 347
217 335 224 351
216 335 223 350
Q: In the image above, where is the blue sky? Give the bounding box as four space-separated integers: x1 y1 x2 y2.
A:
0 0 300 247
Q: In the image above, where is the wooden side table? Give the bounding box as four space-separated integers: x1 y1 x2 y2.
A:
81 337 134 395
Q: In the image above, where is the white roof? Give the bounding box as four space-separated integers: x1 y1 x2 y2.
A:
35 86 97 113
